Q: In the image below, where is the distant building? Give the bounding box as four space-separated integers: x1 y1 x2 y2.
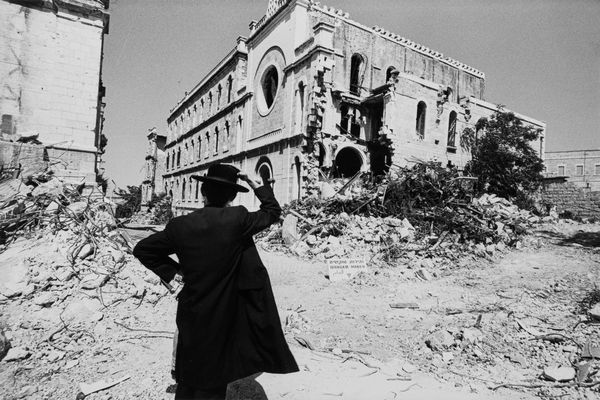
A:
544 150 600 191
141 127 167 209
0 0 109 184
163 0 546 213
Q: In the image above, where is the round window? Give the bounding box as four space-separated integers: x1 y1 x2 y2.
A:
258 66 279 115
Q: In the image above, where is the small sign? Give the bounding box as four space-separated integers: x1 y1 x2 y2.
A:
327 258 368 282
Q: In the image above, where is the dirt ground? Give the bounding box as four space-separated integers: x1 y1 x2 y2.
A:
1 220 600 400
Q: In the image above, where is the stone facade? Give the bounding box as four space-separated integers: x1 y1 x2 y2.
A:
164 0 546 213
141 127 166 209
0 0 109 184
544 150 600 191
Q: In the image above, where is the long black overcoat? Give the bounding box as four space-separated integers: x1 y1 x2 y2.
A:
132 186 298 388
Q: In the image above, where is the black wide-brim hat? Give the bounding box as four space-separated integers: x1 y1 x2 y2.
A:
191 163 249 193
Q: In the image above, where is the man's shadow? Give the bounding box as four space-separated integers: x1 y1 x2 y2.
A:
227 374 268 400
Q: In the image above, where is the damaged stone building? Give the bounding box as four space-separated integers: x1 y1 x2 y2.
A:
164 0 545 213
0 0 109 184
141 127 166 209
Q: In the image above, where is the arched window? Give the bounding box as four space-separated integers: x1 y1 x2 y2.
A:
294 156 302 201
350 54 364 95
193 104 198 126
416 101 427 138
214 126 219 154
198 138 202 159
205 132 210 158
261 66 278 109
256 157 273 187
224 121 230 152
208 92 213 115
386 66 397 82
184 142 189 165
200 98 205 121
217 84 222 109
227 75 233 103
447 111 457 149
166 153 170 170
191 141 196 162
189 179 193 201
182 178 186 200
177 148 181 167
296 82 305 131
195 180 199 200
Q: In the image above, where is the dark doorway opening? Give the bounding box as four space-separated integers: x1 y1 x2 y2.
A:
334 147 363 178
365 101 391 176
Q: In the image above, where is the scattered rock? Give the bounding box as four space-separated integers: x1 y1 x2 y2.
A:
64 359 80 370
543 366 576 382
442 351 454 363
0 329 10 361
3 346 30 362
33 292 57 307
425 330 454 351
78 243 94 260
415 268 433 281
16 385 37 399
588 303 600 322
461 328 483 345
67 201 88 217
31 179 63 197
44 201 60 215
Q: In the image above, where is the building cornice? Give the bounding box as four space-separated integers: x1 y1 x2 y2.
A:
310 1 485 79
169 38 248 119
470 97 546 128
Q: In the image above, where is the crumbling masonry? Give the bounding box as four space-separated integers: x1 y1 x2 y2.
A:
0 0 109 184
162 0 546 213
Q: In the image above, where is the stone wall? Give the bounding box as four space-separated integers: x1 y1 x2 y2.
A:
0 141 47 178
0 0 108 183
541 180 600 219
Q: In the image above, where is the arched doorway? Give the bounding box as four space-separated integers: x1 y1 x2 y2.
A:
334 147 363 178
255 156 274 187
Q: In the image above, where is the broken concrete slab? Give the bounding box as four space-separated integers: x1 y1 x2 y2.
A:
542 366 575 382
281 214 299 246
3 346 30 362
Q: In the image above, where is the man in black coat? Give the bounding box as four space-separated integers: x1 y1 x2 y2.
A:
133 164 298 400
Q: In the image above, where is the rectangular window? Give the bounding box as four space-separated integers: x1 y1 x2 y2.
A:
595 165 600 175
558 165 565 175
576 165 584 176
1 114 15 135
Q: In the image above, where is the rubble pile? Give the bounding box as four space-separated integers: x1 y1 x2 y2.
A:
258 162 555 263
0 176 173 398
0 175 167 304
